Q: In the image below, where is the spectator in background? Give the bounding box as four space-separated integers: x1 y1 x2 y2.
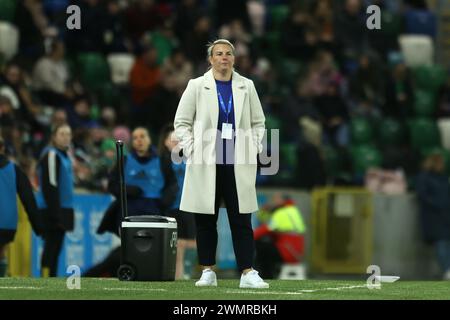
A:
66 95 98 130
102 0 130 54
0 63 41 127
125 0 162 44
384 61 414 119
416 153 450 280
66 0 105 53
183 16 213 72
281 7 319 62
254 193 306 279
314 79 350 147
310 0 335 48
437 80 450 118
162 49 194 96
0 136 43 277
129 45 161 126
159 124 197 280
32 39 71 107
15 0 49 61
37 124 74 277
349 53 385 110
334 0 368 69
174 0 206 44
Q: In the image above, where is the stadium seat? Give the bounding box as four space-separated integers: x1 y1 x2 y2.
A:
322 145 342 177
377 118 406 146
107 53 135 85
404 9 437 38
0 22 19 60
399 35 434 67
351 145 382 176
97 82 122 107
280 143 298 170
437 118 450 150
0 0 16 22
269 5 289 31
408 117 441 150
77 53 110 91
413 64 447 93
380 11 403 38
350 118 374 145
413 90 436 117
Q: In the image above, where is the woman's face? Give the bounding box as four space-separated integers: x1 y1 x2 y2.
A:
209 44 235 75
132 128 151 153
53 125 72 150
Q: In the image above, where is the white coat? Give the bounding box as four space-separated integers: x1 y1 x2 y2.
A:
174 69 265 214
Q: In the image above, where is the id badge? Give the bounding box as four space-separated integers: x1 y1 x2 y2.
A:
221 123 233 140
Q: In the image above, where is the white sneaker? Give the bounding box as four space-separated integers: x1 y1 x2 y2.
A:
195 269 217 287
239 270 269 289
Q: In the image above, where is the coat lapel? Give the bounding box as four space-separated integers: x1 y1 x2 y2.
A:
231 71 246 130
203 70 219 129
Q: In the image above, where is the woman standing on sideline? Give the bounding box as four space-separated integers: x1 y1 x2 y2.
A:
174 39 268 288
37 124 74 277
159 123 197 280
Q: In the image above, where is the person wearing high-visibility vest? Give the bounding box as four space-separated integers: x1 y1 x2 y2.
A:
254 193 306 279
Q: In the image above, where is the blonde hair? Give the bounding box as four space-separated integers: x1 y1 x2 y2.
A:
206 39 235 60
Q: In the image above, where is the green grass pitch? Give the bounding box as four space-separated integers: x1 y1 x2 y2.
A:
0 278 449 300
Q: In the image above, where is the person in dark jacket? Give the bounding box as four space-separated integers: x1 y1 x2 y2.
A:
416 153 450 280
0 136 43 277
37 123 74 277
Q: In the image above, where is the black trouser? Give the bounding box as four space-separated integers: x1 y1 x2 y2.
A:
194 165 254 272
41 229 65 277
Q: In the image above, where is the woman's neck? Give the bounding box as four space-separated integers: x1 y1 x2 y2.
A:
213 69 232 81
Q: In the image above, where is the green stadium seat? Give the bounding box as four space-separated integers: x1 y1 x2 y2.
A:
413 64 447 93
269 5 289 31
280 143 298 170
0 0 17 22
408 117 441 150
377 118 406 145
381 11 402 37
351 118 374 145
322 145 343 177
351 144 382 176
77 53 110 91
97 82 121 107
413 90 435 117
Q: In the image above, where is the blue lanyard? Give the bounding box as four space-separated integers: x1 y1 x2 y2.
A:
217 91 233 123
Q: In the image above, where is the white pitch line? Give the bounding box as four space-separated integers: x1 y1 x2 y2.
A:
102 288 167 292
226 284 369 296
0 286 41 290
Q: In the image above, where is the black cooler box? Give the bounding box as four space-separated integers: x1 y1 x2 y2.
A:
118 215 177 281
115 140 178 281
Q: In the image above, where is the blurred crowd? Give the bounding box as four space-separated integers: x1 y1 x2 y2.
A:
0 0 448 192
